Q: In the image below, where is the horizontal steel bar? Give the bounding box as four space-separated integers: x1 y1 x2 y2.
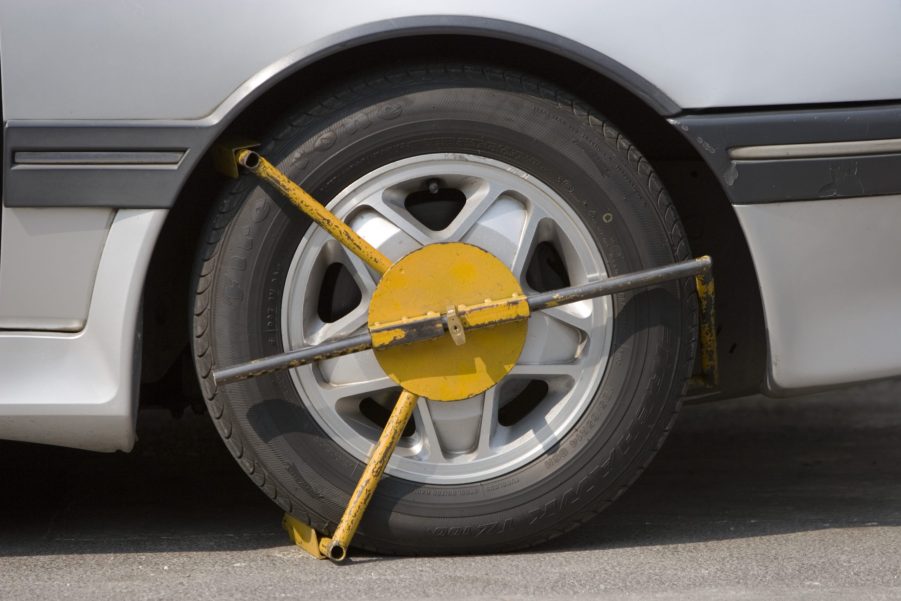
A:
528 256 711 312
213 257 711 386
213 332 373 385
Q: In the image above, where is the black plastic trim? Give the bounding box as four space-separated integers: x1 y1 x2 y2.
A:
3 123 206 208
672 103 901 204
14 150 185 166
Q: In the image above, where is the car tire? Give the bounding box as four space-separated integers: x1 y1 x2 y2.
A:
192 63 697 554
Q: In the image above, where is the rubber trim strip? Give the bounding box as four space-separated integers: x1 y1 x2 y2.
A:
729 138 901 160
14 150 185 166
671 103 901 204
3 124 204 208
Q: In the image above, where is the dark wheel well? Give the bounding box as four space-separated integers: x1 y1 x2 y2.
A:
140 35 766 412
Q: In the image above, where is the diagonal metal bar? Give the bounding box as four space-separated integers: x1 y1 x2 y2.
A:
236 149 393 275
318 389 419 561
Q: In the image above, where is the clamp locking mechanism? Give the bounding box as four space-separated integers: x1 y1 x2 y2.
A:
445 307 466 346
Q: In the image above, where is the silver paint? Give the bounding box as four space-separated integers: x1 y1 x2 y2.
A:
0 210 167 451
734 196 901 391
2 1 901 120
0 207 114 331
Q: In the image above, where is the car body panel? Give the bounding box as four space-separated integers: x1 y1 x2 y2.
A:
0 209 165 451
2 1 901 121
0 207 113 331
734 196 901 392
0 1 900 450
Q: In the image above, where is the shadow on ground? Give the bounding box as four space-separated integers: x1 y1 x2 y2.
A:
2 380 900 558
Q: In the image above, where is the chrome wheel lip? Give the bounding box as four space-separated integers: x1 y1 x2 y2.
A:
281 153 613 485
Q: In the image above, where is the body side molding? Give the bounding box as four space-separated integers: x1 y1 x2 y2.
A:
672 103 901 204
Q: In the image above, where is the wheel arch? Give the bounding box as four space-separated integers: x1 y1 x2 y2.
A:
141 30 766 410
200 16 682 123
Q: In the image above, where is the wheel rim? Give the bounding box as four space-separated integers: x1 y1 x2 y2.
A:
282 154 613 484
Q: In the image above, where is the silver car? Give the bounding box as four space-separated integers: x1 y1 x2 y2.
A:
1 0 899 554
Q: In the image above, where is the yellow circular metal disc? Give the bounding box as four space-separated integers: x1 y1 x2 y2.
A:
368 243 527 402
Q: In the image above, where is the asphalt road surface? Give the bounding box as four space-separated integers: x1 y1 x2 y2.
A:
2 381 901 600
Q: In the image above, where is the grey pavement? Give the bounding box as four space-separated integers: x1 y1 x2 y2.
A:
2 380 901 600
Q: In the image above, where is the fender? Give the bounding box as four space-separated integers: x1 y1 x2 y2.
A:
3 16 679 210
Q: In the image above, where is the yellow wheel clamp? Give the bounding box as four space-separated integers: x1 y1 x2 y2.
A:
212 142 719 562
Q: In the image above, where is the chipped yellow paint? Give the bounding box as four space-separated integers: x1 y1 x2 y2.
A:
370 325 411 348
368 243 528 402
367 298 529 350
694 266 720 388
319 389 419 561
457 295 530 329
236 149 393 275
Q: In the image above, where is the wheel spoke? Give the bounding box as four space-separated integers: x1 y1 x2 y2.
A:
461 198 527 267
475 387 500 458
307 303 368 344
510 206 546 277
317 372 396 405
315 350 390 402
443 180 510 241
518 310 583 365
508 362 583 379
541 304 596 334
356 190 434 247
336 244 379 293
425 396 484 457
412 398 444 461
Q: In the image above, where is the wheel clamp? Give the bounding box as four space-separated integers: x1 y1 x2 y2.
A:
212 141 719 562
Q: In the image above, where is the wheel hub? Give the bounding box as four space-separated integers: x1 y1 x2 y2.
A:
368 242 528 402
283 154 614 485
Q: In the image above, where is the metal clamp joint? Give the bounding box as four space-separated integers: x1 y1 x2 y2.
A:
445 306 466 346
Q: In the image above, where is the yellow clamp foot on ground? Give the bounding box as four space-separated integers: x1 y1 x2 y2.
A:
282 514 326 560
